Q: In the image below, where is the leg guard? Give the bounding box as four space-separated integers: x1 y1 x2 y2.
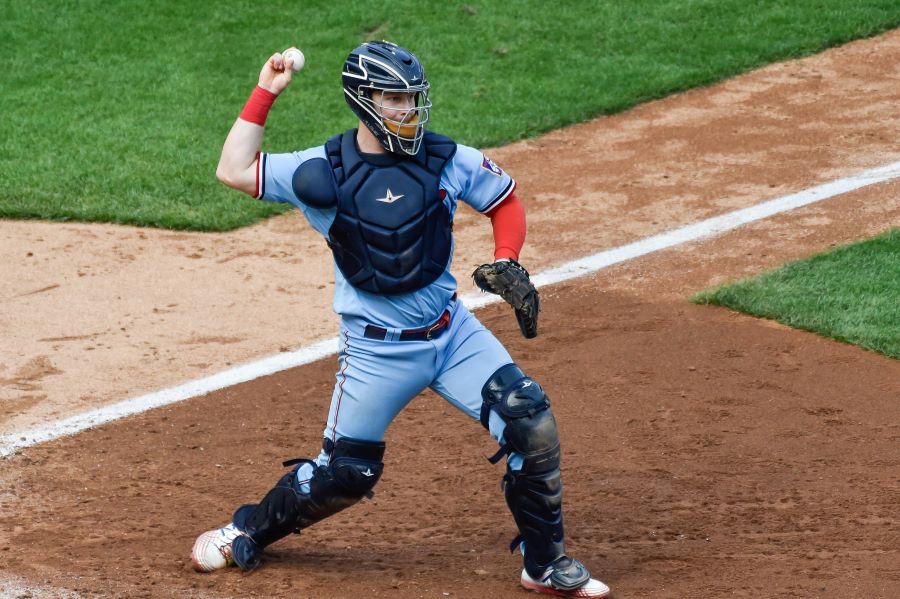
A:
295 437 385 528
230 437 385 571
482 364 587 587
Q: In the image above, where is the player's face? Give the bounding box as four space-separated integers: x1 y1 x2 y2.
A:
375 91 417 118
373 90 420 138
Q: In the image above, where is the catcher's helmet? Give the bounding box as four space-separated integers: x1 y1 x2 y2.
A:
342 41 431 156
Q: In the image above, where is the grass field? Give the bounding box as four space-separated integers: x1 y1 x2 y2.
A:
693 229 900 359
2 1 900 230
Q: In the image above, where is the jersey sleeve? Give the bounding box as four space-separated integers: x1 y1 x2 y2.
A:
256 146 327 206
256 145 335 237
443 144 516 214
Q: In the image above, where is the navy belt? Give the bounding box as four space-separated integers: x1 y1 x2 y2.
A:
364 309 451 342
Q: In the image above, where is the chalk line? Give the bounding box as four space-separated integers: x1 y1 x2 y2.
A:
2 160 898 457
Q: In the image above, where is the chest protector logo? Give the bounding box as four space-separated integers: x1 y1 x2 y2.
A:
292 129 457 295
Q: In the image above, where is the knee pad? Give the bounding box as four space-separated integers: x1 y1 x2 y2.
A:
298 437 385 528
481 363 560 473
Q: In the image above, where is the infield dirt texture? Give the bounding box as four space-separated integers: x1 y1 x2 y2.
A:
1 30 899 599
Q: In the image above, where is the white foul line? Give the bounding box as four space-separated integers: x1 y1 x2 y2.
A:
2 160 898 458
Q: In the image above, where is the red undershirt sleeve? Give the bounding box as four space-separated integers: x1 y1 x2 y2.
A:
485 191 526 261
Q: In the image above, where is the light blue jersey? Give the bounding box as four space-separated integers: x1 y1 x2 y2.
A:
254 132 522 468
256 139 515 330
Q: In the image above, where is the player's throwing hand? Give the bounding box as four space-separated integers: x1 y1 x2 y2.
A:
258 48 300 95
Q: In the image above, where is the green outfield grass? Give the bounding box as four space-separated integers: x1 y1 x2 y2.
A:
693 229 900 359
2 1 900 230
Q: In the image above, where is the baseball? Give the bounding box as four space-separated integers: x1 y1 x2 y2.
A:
191 529 232 572
284 48 305 72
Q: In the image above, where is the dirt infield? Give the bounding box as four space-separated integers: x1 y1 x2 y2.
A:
1 30 899 599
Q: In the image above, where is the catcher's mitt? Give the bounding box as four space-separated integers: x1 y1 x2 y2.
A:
472 259 540 338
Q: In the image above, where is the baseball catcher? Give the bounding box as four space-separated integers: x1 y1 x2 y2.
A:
192 40 609 598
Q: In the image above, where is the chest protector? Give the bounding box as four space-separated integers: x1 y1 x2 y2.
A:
295 129 457 295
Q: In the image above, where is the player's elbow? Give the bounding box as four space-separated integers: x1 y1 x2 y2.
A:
216 165 248 193
216 164 234 187
216 166 258 197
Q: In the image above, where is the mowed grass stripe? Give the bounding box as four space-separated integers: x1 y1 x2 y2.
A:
2 1 900 230
693 229 900 359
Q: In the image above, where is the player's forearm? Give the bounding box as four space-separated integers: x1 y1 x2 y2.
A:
487 192 526 261
216 85 279 195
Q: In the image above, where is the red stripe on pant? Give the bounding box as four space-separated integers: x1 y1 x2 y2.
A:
329 330 351 453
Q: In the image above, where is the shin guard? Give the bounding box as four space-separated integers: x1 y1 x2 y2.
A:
230 437 385 571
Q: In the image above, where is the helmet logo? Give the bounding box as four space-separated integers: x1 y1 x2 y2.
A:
375 188 405 204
